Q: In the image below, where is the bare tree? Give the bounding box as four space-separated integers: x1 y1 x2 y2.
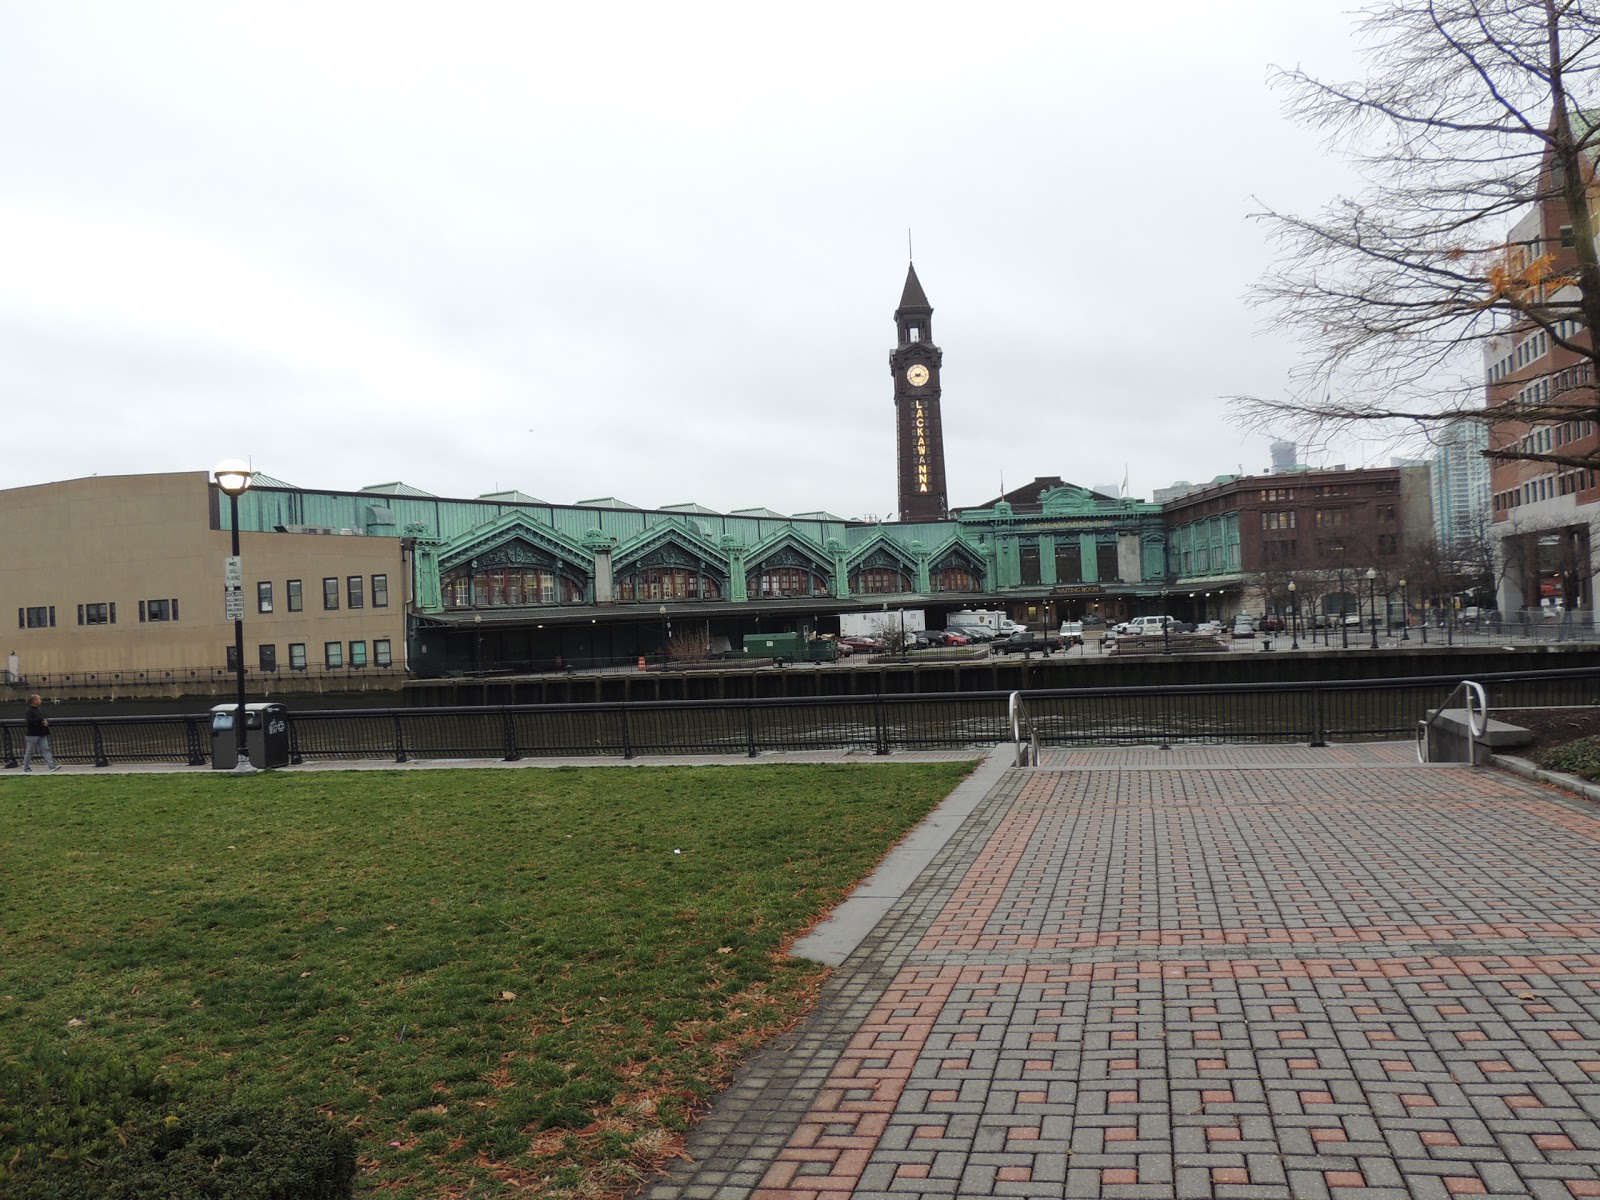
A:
1238 0 1600 473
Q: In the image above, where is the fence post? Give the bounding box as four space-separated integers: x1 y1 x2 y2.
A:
621 706 633 760
1309 686 1327 747
184 717 206 766
745 704 757 758
2 726 17 769
875 694 889 756
92 721 109 768
393 714 408 763
502 709 521 762
288 716 304 766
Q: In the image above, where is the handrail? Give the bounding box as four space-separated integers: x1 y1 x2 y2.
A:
1416 679 1488 763
1008 690 1037 767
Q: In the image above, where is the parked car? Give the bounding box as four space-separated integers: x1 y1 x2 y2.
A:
947 624 994 642
827 637 853 657
1231 615 1256 638
1194 620 1225 637
940 630 971 645
1080 614 1107 628
1058 620 1084 648
993 631 1063 654
1259 614 1284 632
836 635 882 653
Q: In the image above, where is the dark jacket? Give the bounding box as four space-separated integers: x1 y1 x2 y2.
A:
25 704 47 737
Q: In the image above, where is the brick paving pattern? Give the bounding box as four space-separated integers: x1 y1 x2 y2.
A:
646 746 1600 1200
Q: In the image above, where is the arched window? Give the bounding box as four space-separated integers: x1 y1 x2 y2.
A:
442 566 584 608
617 568 722 602
933 567 975 592
851 567 910 594
747 568 826 598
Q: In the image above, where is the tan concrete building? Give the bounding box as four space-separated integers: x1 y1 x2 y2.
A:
1 472 407 685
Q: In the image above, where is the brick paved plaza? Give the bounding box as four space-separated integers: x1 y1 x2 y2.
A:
646 745 1600 1200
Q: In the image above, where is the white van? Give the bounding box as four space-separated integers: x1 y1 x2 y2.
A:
1115 615 1176 637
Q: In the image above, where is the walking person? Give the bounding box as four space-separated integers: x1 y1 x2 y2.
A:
22 693 58 772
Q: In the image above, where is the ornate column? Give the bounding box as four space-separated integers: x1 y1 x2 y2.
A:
583 529 618 605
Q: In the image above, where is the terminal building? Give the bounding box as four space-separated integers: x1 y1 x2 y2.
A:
1 267 1431 685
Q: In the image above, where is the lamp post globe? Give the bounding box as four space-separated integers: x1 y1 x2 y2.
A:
213 459 255 773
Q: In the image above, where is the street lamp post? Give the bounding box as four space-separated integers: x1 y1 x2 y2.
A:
659 604 669 666
1162 590 1171 654
1339 568 1349 648
1289 579 1299 650
214 460 255 774
1366 568 1379 649
1399 579 1410 641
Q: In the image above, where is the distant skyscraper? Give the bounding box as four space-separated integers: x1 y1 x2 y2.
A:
1429 419 1490 548
1270 441 1298 474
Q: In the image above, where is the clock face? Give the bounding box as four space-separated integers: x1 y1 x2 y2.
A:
906 364 930 387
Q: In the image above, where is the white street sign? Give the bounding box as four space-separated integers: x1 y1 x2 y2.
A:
225 590 245 621
223 556 243 588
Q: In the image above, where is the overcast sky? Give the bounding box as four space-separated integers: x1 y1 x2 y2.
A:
2 2 1390 519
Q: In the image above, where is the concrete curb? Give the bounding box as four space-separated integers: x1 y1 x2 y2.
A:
788 745 1011 965
1491 752 1600 806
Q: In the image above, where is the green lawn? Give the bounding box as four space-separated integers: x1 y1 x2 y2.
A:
0 762 973 1197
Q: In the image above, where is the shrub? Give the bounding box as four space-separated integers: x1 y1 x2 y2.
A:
0 1043 355 1200
1535 734 1600 781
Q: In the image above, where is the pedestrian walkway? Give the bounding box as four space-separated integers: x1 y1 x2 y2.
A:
645 742 1600 1200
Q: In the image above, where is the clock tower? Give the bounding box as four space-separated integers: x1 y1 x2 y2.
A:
890 262 948 521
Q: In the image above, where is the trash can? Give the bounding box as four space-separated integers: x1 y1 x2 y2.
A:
209 703 290 770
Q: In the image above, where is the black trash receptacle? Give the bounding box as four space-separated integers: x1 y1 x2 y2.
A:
209 703 289 770
248 703 290 769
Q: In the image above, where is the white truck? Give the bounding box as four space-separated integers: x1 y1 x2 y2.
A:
947 609 1023 639
839 609 926 640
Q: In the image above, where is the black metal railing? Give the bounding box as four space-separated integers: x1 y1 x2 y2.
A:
4 667 1599 768
5 663 408 690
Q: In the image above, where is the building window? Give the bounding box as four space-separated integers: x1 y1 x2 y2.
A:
257 581 273 613
324 641 343 668
323 578 339 610
259 644 277 672
1096 543 1119 582
287 579 303 612
350 640 367 668
1019 546 1041 586
374 638 392 666
289 643 307 671
850 567 911 594
79 602 115 626
139 598 176 622
226 644 239 672
616 567 722 603
20 606 55 629
933 567 976 592
1375 504 1397 522
443 566 587 607
372 574 388 607
746 568 825 598
1055 543 1082 584
347 575 364 609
